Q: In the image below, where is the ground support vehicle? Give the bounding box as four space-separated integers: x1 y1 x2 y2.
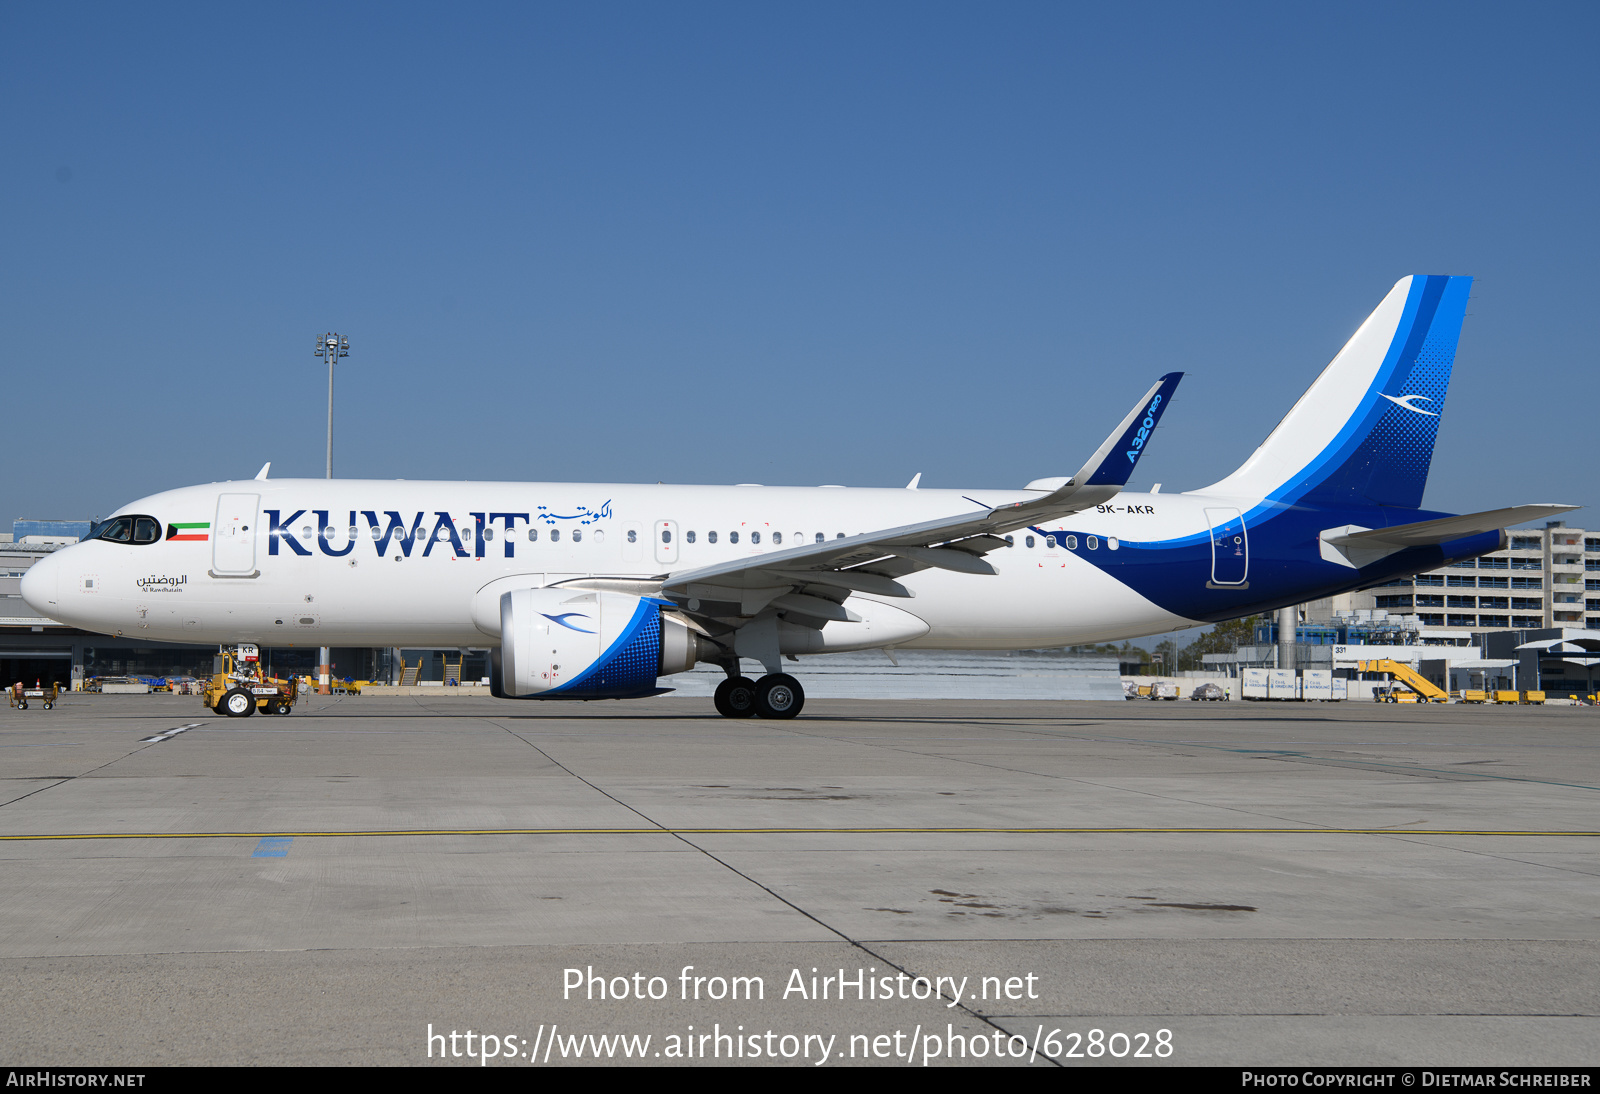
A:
8 683 59 710
1359 659 1449 703
200 645 298 718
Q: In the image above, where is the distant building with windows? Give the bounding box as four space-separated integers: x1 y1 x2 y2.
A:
1338 521 1598 632
1200 521 1599 686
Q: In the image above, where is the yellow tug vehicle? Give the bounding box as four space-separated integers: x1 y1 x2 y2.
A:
201 644 298 718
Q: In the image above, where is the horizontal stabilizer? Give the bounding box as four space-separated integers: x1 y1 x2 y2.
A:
1320 504 1580 569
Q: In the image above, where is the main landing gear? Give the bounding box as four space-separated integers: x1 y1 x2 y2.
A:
714 673 804 720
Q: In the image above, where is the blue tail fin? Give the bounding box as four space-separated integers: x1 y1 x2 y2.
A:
1204 275 1472 510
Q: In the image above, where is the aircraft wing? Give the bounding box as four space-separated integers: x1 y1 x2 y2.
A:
658 373 1182 631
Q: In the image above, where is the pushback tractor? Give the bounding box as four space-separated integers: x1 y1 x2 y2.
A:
201 644 299 717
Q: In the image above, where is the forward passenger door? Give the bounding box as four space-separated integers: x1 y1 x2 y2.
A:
212 494 260 576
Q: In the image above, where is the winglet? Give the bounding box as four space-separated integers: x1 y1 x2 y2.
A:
255 462 271 481
1072 372 1183 487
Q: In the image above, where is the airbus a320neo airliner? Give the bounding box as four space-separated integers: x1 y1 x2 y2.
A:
22 276 1576 718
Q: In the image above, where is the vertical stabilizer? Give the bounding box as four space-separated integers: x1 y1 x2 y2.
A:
1201 275 1471 510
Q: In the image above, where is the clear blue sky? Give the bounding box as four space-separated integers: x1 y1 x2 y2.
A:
4 2 1595 534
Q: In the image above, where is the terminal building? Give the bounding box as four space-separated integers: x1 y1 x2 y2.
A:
1340 521 1598 632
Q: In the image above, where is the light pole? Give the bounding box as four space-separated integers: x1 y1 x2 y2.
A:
314 334 348 478
313 333 348 693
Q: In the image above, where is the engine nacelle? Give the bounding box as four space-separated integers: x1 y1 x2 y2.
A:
492 588 709 700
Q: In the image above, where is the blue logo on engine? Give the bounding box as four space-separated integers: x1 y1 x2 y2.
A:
541 612 595 633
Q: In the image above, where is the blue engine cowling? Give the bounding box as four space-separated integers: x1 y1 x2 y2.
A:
491 588 707 700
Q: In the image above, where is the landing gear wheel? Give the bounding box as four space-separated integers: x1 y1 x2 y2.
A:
713 676 759 718
271 700 292 716
754 674 804 719
221 688 256 717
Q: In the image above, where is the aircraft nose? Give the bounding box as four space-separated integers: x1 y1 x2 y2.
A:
20 551 61 616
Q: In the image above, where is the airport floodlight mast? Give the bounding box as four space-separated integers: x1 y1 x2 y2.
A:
314 333 348 479
313 333 348 693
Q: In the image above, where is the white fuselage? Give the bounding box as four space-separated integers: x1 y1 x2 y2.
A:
24 478 1221 650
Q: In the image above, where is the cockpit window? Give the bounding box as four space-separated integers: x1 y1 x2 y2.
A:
95 515 163 545
96 517 134 543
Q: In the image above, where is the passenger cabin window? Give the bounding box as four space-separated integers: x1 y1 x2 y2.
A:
729 531 739 544
1025 536 1035 548
772 532 782 544
814 533 823 543
528 528 539 541
627 529 637 543
1046 535 1057 548
1087 536 1099 550
661 529 671 543
709 531 718 544
685 531 695 543
751 531 761 544
1066 535 1077 549
572 529 582 543
550 529 561 542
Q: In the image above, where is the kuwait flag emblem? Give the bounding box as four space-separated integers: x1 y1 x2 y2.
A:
167 522 210 542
